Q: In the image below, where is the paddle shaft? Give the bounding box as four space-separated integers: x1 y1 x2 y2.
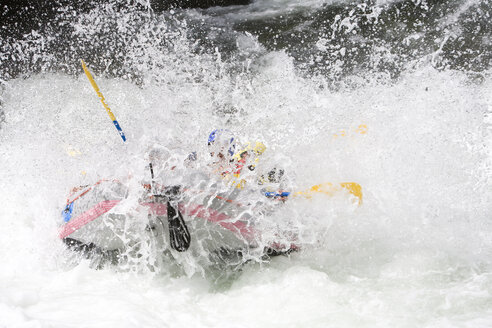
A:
80 59 126 142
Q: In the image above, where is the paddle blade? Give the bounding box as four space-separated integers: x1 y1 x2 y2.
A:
294 182 363 205
167 202 191 252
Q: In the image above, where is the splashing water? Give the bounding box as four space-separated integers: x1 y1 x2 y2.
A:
1 0 491 327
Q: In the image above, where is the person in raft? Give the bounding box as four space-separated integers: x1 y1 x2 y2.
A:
184 129 289 200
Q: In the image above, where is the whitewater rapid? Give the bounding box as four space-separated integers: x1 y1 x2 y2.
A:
1 65 490 327
1 0 492 327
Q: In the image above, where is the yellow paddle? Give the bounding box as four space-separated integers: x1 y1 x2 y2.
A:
293 182 362 205
80 59 127 142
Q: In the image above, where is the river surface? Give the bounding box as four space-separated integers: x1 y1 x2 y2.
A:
1 0 491 327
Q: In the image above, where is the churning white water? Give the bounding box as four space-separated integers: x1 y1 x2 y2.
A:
1 64 491 327
1 0 491 326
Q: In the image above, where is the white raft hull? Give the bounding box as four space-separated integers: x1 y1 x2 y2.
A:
59 178 294 263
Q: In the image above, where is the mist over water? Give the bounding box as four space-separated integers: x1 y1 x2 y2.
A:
1 0 491 327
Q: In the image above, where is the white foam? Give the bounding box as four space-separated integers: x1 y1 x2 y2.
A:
0 5 491 325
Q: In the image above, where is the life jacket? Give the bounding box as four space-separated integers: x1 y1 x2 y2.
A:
232 141 266 175
227 141 267 189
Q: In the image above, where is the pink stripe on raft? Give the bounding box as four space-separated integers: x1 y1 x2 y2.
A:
58 200 121 239
184 204 256 241
141 202 256 241
60 200 257 242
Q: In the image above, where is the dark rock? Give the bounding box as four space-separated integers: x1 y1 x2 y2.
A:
0 0 252 39
151 0 251 11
